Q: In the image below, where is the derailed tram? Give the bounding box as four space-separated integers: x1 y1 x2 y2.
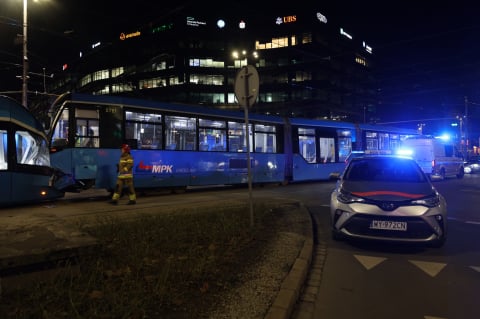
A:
47 93 419 193
0 95 64 206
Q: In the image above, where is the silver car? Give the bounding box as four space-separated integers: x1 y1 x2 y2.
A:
330 155 447 247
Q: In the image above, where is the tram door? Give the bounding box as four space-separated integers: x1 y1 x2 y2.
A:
0 128 12 203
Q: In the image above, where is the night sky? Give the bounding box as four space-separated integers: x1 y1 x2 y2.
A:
1 1 479 135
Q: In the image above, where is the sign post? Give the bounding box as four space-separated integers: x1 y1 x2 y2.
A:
234 65 259 227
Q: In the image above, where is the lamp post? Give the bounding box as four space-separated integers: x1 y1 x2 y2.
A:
21 0 28 108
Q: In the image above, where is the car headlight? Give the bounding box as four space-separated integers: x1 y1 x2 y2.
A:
337 190 365 204
411 193 440 208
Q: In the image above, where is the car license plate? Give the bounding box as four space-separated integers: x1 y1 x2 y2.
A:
370 220 407 231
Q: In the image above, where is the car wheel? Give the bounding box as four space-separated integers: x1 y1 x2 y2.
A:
440 168 446 180
331 229 343 241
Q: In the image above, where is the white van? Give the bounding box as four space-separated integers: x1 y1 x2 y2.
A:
400 136 464 180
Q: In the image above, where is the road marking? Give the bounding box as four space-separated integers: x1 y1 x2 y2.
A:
424 316 447 319
470 266 480 273
409 260 447 277
466 221 480 225
353 255 386 270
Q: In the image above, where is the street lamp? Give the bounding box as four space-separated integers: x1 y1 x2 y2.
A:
231 50 258 68
22 0 28 108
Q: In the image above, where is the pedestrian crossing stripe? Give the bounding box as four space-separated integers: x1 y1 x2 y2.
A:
353 255 386 270
409 260 447 277
471 266 480 273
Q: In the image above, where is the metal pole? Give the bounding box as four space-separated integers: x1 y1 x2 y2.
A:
464 96 469 157
22 0 28 108
43 67 46 93
243 66 254 228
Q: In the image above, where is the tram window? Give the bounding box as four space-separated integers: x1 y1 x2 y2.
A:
0 129 7 170
338 136 352 162
379 133 390 150
75 108 99 148
228 121 252 152
319 137 335 163
298 128 316 163
75 119 99 148
199 118 226 151
15 130 50 166
165 115 196 151
366 138 378 150
51 108 69 147
126 111 163 149
365 131 379 150
254 124 276 153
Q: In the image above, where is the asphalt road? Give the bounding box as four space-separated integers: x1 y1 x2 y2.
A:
289 174 480 319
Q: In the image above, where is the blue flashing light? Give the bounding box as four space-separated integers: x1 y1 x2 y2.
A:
396 148 413 156
436 134 450 141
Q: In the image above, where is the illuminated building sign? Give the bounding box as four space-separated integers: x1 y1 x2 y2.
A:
239 20 246 29
119 31 141 41
340 28 352 39
275 15 297 25
91 41 101 48
363 41 373 54
217 19 226 29
186 16 207 27
316 12 327 23
152 23 174 34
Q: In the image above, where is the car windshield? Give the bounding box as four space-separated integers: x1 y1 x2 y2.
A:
344 157 426 182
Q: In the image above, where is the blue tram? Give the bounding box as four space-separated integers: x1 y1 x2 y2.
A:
47 93 418 192
0 95 64 206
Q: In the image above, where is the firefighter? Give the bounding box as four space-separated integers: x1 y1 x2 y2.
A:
110 144 136 205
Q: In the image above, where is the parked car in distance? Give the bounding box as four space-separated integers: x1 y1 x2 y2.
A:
464 156 480 174
400 136 464 180
330 155 447 247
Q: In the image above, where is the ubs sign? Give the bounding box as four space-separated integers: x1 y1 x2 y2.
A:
275 15 297 25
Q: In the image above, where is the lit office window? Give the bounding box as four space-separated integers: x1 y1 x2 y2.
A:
93 69 109 81
80 74 92 87
301 33 312 44
111 67 124 77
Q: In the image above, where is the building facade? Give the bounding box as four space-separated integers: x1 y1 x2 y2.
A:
51 5 376 122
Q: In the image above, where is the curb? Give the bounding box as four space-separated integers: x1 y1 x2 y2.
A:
264 204 314 319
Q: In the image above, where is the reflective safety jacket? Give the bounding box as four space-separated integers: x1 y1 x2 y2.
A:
118 152 134 179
